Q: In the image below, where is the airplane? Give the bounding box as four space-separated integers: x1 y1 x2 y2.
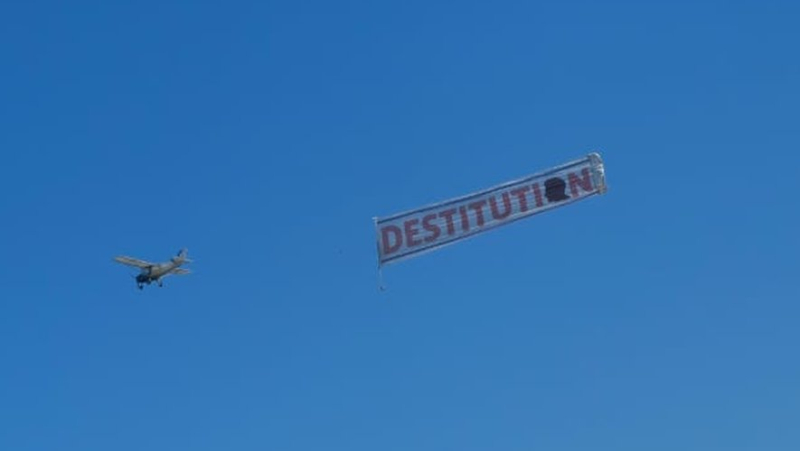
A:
114 248 193 290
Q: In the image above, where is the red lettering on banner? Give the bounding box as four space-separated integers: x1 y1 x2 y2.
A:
568 169 593 197
404 219 422 247
468 200 487 227
458 206 470 231
532 183 544 207
381 225 403 255
510 186 530 212
489 192 512 220
439 208 457 235
422 214 441 243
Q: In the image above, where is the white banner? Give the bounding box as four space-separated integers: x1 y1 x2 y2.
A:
375 152 607 266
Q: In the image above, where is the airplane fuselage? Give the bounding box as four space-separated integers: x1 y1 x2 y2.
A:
134 256 189 288
136 261 181 283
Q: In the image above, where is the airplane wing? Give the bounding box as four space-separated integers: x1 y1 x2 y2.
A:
170 268 191 275
114 256 155 268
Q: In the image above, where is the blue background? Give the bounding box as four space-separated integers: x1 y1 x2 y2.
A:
1 1 798 450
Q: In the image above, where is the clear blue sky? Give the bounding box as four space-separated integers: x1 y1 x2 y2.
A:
2 1 799 450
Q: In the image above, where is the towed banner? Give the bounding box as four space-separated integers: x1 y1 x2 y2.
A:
375 152 607 266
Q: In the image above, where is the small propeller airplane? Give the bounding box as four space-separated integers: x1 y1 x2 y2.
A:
114 248 192 290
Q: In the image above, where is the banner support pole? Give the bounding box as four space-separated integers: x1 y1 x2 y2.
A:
373 217 387 292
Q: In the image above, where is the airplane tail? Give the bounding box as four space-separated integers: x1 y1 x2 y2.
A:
174 248 192 263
